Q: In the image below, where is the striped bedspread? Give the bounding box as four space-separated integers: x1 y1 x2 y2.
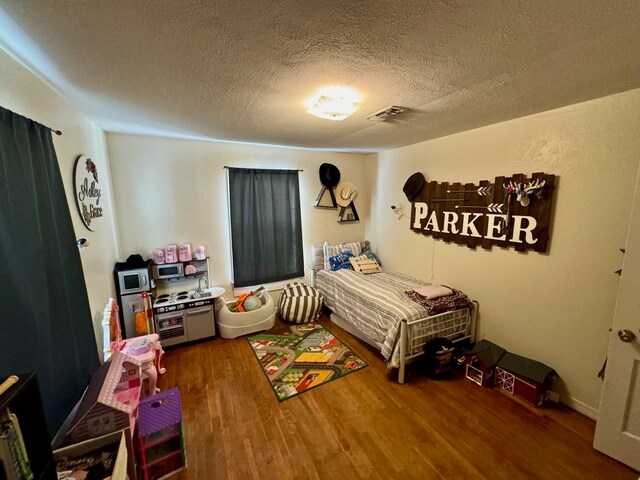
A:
315 269 435 368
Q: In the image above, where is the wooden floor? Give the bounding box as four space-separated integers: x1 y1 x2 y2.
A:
158 314 637 480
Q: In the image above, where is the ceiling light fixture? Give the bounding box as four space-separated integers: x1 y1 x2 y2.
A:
304 86 362 121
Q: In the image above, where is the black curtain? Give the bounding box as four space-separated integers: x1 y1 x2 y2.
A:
0 107 99 437
228 167 304 287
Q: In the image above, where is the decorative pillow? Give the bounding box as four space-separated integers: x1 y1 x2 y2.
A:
363 250 382 266
349 255 382 274
322 241 361 270
328 251 355 271
360 240 370 253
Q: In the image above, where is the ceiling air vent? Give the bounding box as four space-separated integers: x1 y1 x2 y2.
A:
365 106 406 122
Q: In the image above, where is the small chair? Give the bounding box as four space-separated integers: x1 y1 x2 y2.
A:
279 282 324 324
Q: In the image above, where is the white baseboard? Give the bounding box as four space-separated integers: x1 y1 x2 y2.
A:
562 395 598 420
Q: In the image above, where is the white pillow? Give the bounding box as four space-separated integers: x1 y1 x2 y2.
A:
311 244 325 271
322 241 362 270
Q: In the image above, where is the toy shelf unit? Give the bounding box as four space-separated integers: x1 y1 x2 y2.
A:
137 388 186 480
152 258 211 284
0 373 55 480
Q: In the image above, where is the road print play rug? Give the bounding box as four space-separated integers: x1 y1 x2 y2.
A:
248 322 368 401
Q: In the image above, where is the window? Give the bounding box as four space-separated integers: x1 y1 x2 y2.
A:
227 167 304 288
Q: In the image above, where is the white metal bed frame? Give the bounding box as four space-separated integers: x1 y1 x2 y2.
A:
310 268 478 383
398 301 477 383
328 301 478 383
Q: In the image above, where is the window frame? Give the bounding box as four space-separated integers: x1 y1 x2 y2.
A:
226 167 305 290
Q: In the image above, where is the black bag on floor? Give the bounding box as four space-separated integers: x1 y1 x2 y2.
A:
421 338 455 379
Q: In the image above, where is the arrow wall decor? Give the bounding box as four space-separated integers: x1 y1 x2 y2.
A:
409 173 555 253
447 185 493 196
430 198 466 202
455 203 504 213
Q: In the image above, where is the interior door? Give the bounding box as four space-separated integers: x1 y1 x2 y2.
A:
593 165 640 471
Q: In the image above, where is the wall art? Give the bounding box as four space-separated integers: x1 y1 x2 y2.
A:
73 154 105 231
410 172 555 252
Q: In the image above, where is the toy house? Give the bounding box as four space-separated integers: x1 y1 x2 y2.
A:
64 350 142 445
495 352 555 407
465 339 506 386
137 387 186 480
465 339 556 408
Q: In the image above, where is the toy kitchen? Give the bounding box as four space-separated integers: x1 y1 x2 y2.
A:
114 243 225 347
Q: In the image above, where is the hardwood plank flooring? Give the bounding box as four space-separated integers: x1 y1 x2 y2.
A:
158 314 637 480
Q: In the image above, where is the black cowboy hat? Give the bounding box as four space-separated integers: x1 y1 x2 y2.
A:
319 163 341 188
403 172 426 201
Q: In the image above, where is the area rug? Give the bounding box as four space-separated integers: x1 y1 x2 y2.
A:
247 322 368 401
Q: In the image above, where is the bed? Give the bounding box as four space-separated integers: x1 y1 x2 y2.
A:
310 243 477 383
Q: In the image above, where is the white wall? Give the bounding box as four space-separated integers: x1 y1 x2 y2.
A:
0 48 121 353
107 134 368 296
365 89 640 417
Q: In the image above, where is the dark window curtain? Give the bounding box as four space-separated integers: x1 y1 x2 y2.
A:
0 107 99 437
228 167 304 288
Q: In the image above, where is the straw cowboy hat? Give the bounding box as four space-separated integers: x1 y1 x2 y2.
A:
335 181 358 207
319 163 341 188
403 172 426 201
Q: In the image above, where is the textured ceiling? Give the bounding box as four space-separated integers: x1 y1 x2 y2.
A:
1 1 640 152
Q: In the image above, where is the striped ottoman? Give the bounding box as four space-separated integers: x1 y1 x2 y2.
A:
279 282 324 324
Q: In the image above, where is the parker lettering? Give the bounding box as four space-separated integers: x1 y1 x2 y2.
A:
78 177 102 205
412 202 539 245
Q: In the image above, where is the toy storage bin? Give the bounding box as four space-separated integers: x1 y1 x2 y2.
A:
53 430 130 480
136 388 185 480
217 289 276 339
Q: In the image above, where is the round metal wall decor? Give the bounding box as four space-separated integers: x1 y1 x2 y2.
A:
73 154 104 231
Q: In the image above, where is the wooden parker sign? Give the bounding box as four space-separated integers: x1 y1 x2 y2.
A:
410 172 555 252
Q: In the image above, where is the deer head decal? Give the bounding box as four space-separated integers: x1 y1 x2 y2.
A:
504 179 546 207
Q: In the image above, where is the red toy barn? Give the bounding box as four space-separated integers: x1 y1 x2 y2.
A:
465 340 506 387
495 352 555 407
465 339 555 407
